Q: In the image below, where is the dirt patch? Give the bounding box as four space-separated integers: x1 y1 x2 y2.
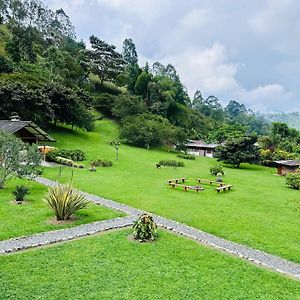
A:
10 200 29 205
127 234 156 243
47 215 77 225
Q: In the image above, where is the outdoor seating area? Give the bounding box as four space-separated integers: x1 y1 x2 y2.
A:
168 178 233 193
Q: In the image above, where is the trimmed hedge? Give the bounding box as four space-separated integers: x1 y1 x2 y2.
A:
50 156 84 168
90 159 113 167
47 149 86 162
177 153 196 160
158 160 184 167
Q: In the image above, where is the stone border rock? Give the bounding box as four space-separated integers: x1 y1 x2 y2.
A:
4 176 298 280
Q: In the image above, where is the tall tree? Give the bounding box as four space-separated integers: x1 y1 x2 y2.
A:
84 35 125 84
122 38 138 65
215 136 259 168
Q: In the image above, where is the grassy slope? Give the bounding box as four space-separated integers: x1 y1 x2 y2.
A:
0 229 299 300
43 119 300 263
0 178 124 241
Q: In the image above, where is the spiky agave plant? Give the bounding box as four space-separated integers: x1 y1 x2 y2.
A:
133 214 158 241
44 184 89 221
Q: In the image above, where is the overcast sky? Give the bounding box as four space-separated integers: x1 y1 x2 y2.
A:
45 0 300 113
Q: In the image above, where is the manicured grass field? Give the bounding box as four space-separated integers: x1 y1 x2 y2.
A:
43 119 300 263
0 229 299 300
0 178 124 241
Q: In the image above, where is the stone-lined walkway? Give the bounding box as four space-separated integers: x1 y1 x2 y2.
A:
1 176 299 280
0 216 135 254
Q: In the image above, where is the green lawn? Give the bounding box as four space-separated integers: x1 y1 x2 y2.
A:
43 119 300 264
0 229 299 300
0 178 124 241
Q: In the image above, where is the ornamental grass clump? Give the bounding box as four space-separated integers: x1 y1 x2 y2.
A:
13 186 30 203
133 214 158 242
44 184 89 221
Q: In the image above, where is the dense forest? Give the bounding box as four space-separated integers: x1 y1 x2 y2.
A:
1 0 300 163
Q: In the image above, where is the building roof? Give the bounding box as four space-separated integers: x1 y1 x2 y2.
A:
0 120 56 142
274 160 300 167
186 140 219 149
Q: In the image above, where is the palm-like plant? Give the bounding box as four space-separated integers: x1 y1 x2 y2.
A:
44 184 89 221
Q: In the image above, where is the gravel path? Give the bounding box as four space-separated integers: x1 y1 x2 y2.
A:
2 176 299 280
0 216 135 254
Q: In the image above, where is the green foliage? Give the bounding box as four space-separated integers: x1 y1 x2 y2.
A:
0 130 41 189
94 93 117 115
177 153 196 160
12 185 30 202
210 165 224 176
286 173 300 190
44 184 89 221
133 214 158 241
260 149 296 167
112 93 146 119
122 38 138 65
90 159 113 167
120 114 178 147
215 136 259 168
134 71 152 98
0 55 12 73
47 149 86 162
158 160 184 167
84 35 125 84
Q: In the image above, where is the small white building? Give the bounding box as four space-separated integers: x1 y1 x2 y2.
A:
186 140 219 158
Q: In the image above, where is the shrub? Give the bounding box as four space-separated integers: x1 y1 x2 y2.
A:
120 114 178 147
55 156 74 167
210 165 224 176
177 153 196 160
133 214 158 241
90 159 113 167
286 173 300 190
44 184 89 221
13 186 30 202
46 149 86 162
158 160 184 167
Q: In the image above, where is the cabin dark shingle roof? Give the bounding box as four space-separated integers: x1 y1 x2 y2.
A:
0 120 56 142
274 160 300 167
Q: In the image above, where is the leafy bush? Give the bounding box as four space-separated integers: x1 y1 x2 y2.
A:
210 165 224 176
286 173 300 190
133 214 158 241
44 184 89 221
94 93 117 115
13 186 30 202
46 149 86 162
260 149 296 167
90 159 113 167
177 153 196 160
158 160 184 167
120 114 178 147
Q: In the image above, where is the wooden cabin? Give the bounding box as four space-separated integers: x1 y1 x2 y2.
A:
185 140 219 158
0 115 56 144
274 160 300 176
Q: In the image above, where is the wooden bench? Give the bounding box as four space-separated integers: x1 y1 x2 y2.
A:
216 185 233 193
168 178 186 184
196 178 225 187
169 183 204 193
